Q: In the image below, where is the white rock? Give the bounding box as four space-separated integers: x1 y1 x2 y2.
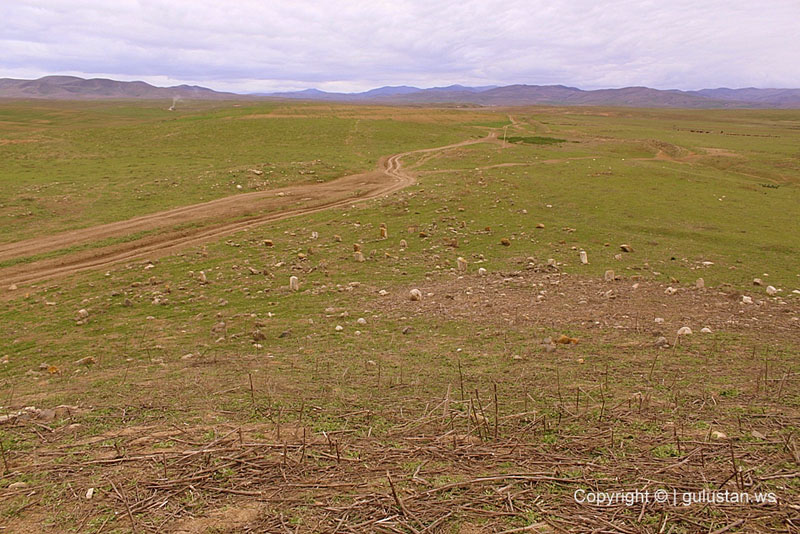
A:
665 286 677 295
579 250 588 264
711 430 727 440
76 309 89 319
85 487 95 500
409 288 423 301
677 326 692 336
604 270 615 282
289 276 299 291
753 278 763 286
356 317 367 325
335 325 344 332
378 289 388 296
766 285 777 296
742 295 753 304
456 257 468 272
478 267 487 276
701 327 712 333
654 317 664 324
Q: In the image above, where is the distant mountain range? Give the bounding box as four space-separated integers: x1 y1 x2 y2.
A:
2 76 800 108
0 75 236 100
265 84 800 108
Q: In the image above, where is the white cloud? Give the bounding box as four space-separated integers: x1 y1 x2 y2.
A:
1 0 798 92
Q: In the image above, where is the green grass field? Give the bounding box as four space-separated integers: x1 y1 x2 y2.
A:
0 101 798 533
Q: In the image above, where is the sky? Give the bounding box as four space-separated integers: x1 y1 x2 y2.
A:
1 0 799 93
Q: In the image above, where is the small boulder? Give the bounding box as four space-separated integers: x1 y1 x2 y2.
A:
409 288 423 301
766 285 777 296
695 278 705 289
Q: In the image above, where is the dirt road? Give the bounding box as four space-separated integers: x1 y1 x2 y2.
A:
1 134 493 287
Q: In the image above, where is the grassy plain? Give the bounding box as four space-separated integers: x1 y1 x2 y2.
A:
0 101 798 533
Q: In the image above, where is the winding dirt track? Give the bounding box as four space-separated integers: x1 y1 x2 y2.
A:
1 134 493 287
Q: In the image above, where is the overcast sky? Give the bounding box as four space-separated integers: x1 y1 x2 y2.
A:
2 0 798 93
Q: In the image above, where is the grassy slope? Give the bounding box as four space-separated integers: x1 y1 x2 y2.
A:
0 100 497 243
0 104 798 532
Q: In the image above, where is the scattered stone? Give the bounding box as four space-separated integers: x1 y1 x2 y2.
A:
198 271 208 284
677 326 692 336
409 288 423 301
604 270 615 282
700 327 712 333
252 330 266 342
752 278 763 286
579 250 588 264
353 243 361 252
181 353 194 360
402 326 412 335
357 317 367 326
399 239 407 248
751 430 766 440
547 258 557 268
380 223 388 239
456 257 468 272
766 285 777 296
335 325 344 332
695 278 705 289
654 337 670 348
8 284 17 291
278 330 291 338
536 223 545 229
711 430 727 440
354 251 365 262
742 296 753 304
620 244 633 252
7 482 27 490
478 267 487 276
665 287 677 295
289 275 300 291
86 488 95 500
263 239 274 247
378 289 388 296
500 238 511 246
211 321 226 336
75 356 96 366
